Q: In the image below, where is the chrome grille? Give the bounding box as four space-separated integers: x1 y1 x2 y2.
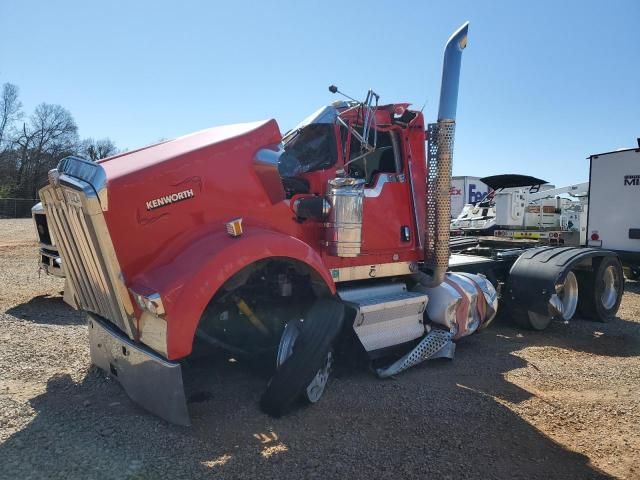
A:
40 164 134 337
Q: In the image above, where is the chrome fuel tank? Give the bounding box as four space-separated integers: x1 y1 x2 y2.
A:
325 177 365 257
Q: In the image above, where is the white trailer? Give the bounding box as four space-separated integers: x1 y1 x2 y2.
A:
450 176 489 218
587 144 640 278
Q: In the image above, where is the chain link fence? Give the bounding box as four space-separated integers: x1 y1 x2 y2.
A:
0 198 39 219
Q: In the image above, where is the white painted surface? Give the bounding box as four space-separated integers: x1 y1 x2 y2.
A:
450 176 489 218
588 149 640 252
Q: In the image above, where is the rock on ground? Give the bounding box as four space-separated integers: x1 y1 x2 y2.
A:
1 218 639 479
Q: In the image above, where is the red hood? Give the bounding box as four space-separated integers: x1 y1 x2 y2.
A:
100 119 288 280
100 120 275 178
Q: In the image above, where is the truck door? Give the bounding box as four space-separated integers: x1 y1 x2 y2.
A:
344 128 417 256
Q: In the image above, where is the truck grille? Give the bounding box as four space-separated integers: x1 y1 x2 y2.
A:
40 162 134 337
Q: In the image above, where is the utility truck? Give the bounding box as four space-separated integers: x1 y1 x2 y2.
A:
450 174 589 244
37 23 623 425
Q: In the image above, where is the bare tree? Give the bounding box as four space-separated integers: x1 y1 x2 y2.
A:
14 103 78 197
79 137 119 161
0 83 22 151
0 81 119 199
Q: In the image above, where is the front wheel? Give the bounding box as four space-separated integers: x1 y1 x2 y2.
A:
260 298 344 417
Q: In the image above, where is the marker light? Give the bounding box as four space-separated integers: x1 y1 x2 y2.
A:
226 218 243 237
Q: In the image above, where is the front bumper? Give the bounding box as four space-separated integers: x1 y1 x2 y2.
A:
88 314 190 426
39 247 64 278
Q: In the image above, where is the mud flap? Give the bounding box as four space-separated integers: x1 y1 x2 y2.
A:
88 314 190 426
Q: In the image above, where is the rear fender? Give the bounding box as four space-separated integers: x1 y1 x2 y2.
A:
506 246 617 318
135 227 335 360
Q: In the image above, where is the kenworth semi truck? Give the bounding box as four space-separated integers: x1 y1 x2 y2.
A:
37 23 624 425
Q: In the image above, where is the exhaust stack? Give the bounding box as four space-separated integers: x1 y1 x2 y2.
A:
423 22 469 287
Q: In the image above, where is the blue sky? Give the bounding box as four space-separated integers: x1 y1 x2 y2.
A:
1 0 638 185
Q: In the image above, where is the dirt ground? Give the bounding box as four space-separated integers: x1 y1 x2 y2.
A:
0 218 639 480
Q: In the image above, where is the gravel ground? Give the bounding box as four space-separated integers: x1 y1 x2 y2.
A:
1 218 639 479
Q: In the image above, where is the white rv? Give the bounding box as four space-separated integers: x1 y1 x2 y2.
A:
587 143 640 278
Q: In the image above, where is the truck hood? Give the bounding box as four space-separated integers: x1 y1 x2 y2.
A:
98 120 275 179
94 119 285 279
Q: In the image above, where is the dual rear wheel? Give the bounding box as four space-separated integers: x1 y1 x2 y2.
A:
518 257 623 330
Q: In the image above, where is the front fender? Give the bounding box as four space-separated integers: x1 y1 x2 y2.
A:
134 227 335 360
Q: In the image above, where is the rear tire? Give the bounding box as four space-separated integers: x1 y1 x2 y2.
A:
260 298 344 417
577 257 624 322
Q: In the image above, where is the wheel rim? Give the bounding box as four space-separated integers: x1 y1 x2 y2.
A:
276 320 332 403
276 321 300 367
305 351 332 403
554 271 579 320
601 265 618 310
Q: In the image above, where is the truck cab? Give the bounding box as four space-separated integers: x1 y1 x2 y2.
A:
277 101 427 273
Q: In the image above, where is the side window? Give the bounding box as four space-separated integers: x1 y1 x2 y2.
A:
344 128 399 186
278 124 337 178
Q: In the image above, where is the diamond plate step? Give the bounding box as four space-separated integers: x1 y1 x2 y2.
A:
338 284 427 352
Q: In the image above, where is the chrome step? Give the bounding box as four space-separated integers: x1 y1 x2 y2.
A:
338 283 427 352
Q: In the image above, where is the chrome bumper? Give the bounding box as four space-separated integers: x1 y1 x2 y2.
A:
88 314 190 426
39 247 64 278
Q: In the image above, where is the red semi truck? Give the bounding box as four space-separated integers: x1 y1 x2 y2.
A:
38 23 624 425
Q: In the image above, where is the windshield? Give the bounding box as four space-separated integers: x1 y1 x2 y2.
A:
278 124 337 177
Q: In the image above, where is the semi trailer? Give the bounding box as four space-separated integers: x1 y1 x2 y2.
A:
450 175 489 218
36 23 624 426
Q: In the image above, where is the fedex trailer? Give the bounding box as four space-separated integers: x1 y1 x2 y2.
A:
450 176 489 218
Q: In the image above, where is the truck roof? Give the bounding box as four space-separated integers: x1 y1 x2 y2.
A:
589 146 640 158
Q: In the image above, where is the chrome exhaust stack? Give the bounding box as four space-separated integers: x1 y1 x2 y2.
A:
423 22 469 287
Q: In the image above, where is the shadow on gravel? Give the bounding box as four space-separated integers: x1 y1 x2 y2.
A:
491 280 640 359
3 285 638 478
0 347 613 479
624 278 640 294
5 294 85 326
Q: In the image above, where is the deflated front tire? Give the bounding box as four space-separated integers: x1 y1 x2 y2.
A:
260 298 344 417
